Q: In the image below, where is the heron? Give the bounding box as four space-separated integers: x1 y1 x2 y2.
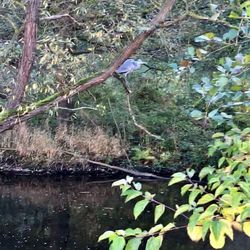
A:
115 59 146 77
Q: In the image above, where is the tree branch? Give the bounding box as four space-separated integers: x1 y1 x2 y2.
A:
40 13 84 26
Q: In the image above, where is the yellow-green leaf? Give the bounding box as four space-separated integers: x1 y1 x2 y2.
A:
98 231 115 242
243 221 250 237
161 223 175 233
209 231 225 249
197 194 215 205
174 204 190 218
149 224 164 234
154 204 165 223
187 225 203 242
133 199 149 219
125 238 142 250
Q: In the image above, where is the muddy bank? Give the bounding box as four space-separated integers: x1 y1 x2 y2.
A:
0 152 174 178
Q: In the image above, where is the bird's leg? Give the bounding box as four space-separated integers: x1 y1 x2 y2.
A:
123 77 132 94
113 73 132 94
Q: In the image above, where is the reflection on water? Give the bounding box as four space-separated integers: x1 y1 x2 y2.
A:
0 176 249 250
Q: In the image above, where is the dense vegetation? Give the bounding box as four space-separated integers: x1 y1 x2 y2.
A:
0 0 250 249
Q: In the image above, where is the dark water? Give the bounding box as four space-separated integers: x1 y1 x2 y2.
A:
0 176 249 250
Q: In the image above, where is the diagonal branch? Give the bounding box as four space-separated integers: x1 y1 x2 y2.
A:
0 0 177 133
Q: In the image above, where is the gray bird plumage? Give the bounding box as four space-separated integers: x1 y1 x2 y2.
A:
116 59 146 77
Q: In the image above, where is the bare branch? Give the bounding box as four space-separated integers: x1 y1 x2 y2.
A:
126 95 164 141
40 13 84 26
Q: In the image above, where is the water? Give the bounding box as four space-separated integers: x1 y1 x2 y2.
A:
0 176 249 250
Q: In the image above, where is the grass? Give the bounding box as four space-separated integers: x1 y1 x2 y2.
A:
0 124 125 164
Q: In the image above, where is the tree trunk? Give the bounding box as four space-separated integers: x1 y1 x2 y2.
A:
7 0 40 109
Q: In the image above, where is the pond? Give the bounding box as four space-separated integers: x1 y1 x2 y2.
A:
0 175 249 250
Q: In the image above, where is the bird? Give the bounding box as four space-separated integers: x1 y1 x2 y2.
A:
115 59 146 77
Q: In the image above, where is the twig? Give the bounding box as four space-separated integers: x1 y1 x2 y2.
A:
113 73 131 94
56 106 97 111
40 13 84 26
62 150 169 180
126 95 164 141
188 12 239 29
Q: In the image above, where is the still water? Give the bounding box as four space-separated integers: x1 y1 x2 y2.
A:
0 175 249 250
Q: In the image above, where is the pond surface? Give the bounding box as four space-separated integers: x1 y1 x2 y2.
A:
0 175 249 250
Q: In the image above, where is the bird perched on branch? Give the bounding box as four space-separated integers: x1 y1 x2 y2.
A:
115 59 146 77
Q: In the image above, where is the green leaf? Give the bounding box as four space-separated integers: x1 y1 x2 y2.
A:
199 166 215 180
241 207 250 222
229 11 239 18
243 222 250 237
209 231 225 249
186 168 195 178
212 133 224 138
174 204 190 218
197 194 215 205
218 157 226 167
133 199 150 219
187 225 203 242
154 204 165 223
110 236 126 250
181 184 193 196
149 224 164 234
161 223 175 233
133 182 142 191
126 176 133 184
189 189 201 205
112 179 127 187
125 238 142 250
188 212 200 230
98 231 115 242
144 191 155 200
190 110 203 120
121 185 131 195
199 204 218 221
223 29 238 41
210 220 222 241
202 220 212 241
214 184 227 198
124 190 143 203
145 236 163 250
168 172 186 186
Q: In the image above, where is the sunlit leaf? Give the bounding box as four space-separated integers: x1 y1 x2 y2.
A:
174 204 190 218
125 238 142 250
209 230 225 249
154 204 165 223
187 225 202 242
168 172 186 186
124 190 143 203
98 231 115 242
145 236 163 250
197 194 215 205
243 221 250 237
133 199 149 219
109 236 126 250
149 224 163 234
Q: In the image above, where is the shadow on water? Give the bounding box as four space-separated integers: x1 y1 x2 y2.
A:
0 175 249 250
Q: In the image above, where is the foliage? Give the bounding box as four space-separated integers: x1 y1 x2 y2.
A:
99 127 250 249
98 1 250 249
